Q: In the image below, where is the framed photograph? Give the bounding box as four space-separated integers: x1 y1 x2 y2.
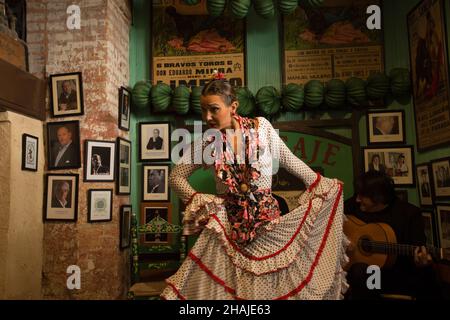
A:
118 86 131 131
407 0 450 151
363 146 415 186
120 205 132 249
142 165 170 201
431 157 450 199
421 210 436 248
436 205 450 251
44 174 79 222
49 72 84 117
416 163 434 206
22 134 38 171
84 140 116 182
139 122 170 162
88 189 113 222
140 202 173 245
47 121 81 170
366 110 405 144
116 138 131 195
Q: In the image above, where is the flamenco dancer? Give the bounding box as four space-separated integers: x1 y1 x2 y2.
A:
161 72 348 300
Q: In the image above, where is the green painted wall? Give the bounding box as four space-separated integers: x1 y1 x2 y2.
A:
358 0 450 207
129 0 450 233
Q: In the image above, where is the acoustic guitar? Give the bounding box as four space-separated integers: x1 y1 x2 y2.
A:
344 215 450 269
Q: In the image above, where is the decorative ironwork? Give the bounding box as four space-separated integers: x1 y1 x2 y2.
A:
137 215 182 234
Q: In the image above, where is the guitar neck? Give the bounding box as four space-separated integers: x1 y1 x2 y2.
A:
363 240 443 259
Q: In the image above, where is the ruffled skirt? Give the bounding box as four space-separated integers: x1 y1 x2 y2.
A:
161 175 349 300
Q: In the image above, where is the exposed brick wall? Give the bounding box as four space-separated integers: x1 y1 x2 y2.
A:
27 0 132 299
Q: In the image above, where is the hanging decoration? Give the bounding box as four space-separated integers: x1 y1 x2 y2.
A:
201 0 326 20
132 68 412 117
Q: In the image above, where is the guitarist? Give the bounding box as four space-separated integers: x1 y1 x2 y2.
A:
344 171 441 299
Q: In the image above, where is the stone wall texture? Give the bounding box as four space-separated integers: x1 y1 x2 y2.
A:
27 0 132 299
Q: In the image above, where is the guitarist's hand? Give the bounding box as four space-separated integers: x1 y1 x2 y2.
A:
414 246 432 267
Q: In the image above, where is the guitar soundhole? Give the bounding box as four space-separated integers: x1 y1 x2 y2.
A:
359 237 372 254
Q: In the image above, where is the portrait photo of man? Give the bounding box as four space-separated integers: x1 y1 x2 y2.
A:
147 169 165 194
47 121 81 170
57 80 78 111
45 174 78 221
85 140 115 182
51 180 72 208
373 115 398 135
140 123 170 161
146 128 164 150
91 152 110 175
50 73 84 117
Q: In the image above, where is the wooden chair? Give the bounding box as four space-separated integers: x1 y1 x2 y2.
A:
127 211 186 300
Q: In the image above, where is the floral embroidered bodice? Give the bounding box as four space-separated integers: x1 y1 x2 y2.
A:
170 116 318 245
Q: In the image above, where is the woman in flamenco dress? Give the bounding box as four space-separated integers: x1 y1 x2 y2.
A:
161 73 349 300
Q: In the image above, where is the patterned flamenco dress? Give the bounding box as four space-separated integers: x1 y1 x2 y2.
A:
161 116 349 300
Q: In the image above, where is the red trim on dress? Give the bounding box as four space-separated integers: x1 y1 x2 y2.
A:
275 183 343 299
210 199 313 261
188 252 237 295
164 281 186 300
185 192 199 206
307 173 321 192
186 183 343 300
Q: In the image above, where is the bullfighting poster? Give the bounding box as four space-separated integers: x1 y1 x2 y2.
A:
282 0 384 85
407 0 450 151
152 0 246 88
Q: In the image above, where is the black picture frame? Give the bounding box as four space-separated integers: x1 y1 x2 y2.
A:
416 162 435 207
436 205 450 252
44 173 79 222
84 140 116 182
430 157 450 200
362 145 416 187
118 86 131 131
49 72 84 118
22 133 38 171
407 0 450 152
116 137 131 195
142 164 170 202
87 189 113 223
421 209 437 248
120 205 132 249
46 120 81 170
139 122 171 162
366 110 406 145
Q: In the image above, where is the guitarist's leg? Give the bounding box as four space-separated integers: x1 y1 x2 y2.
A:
345 263 381 300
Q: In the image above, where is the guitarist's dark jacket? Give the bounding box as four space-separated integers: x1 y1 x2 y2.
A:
344 195 440 298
